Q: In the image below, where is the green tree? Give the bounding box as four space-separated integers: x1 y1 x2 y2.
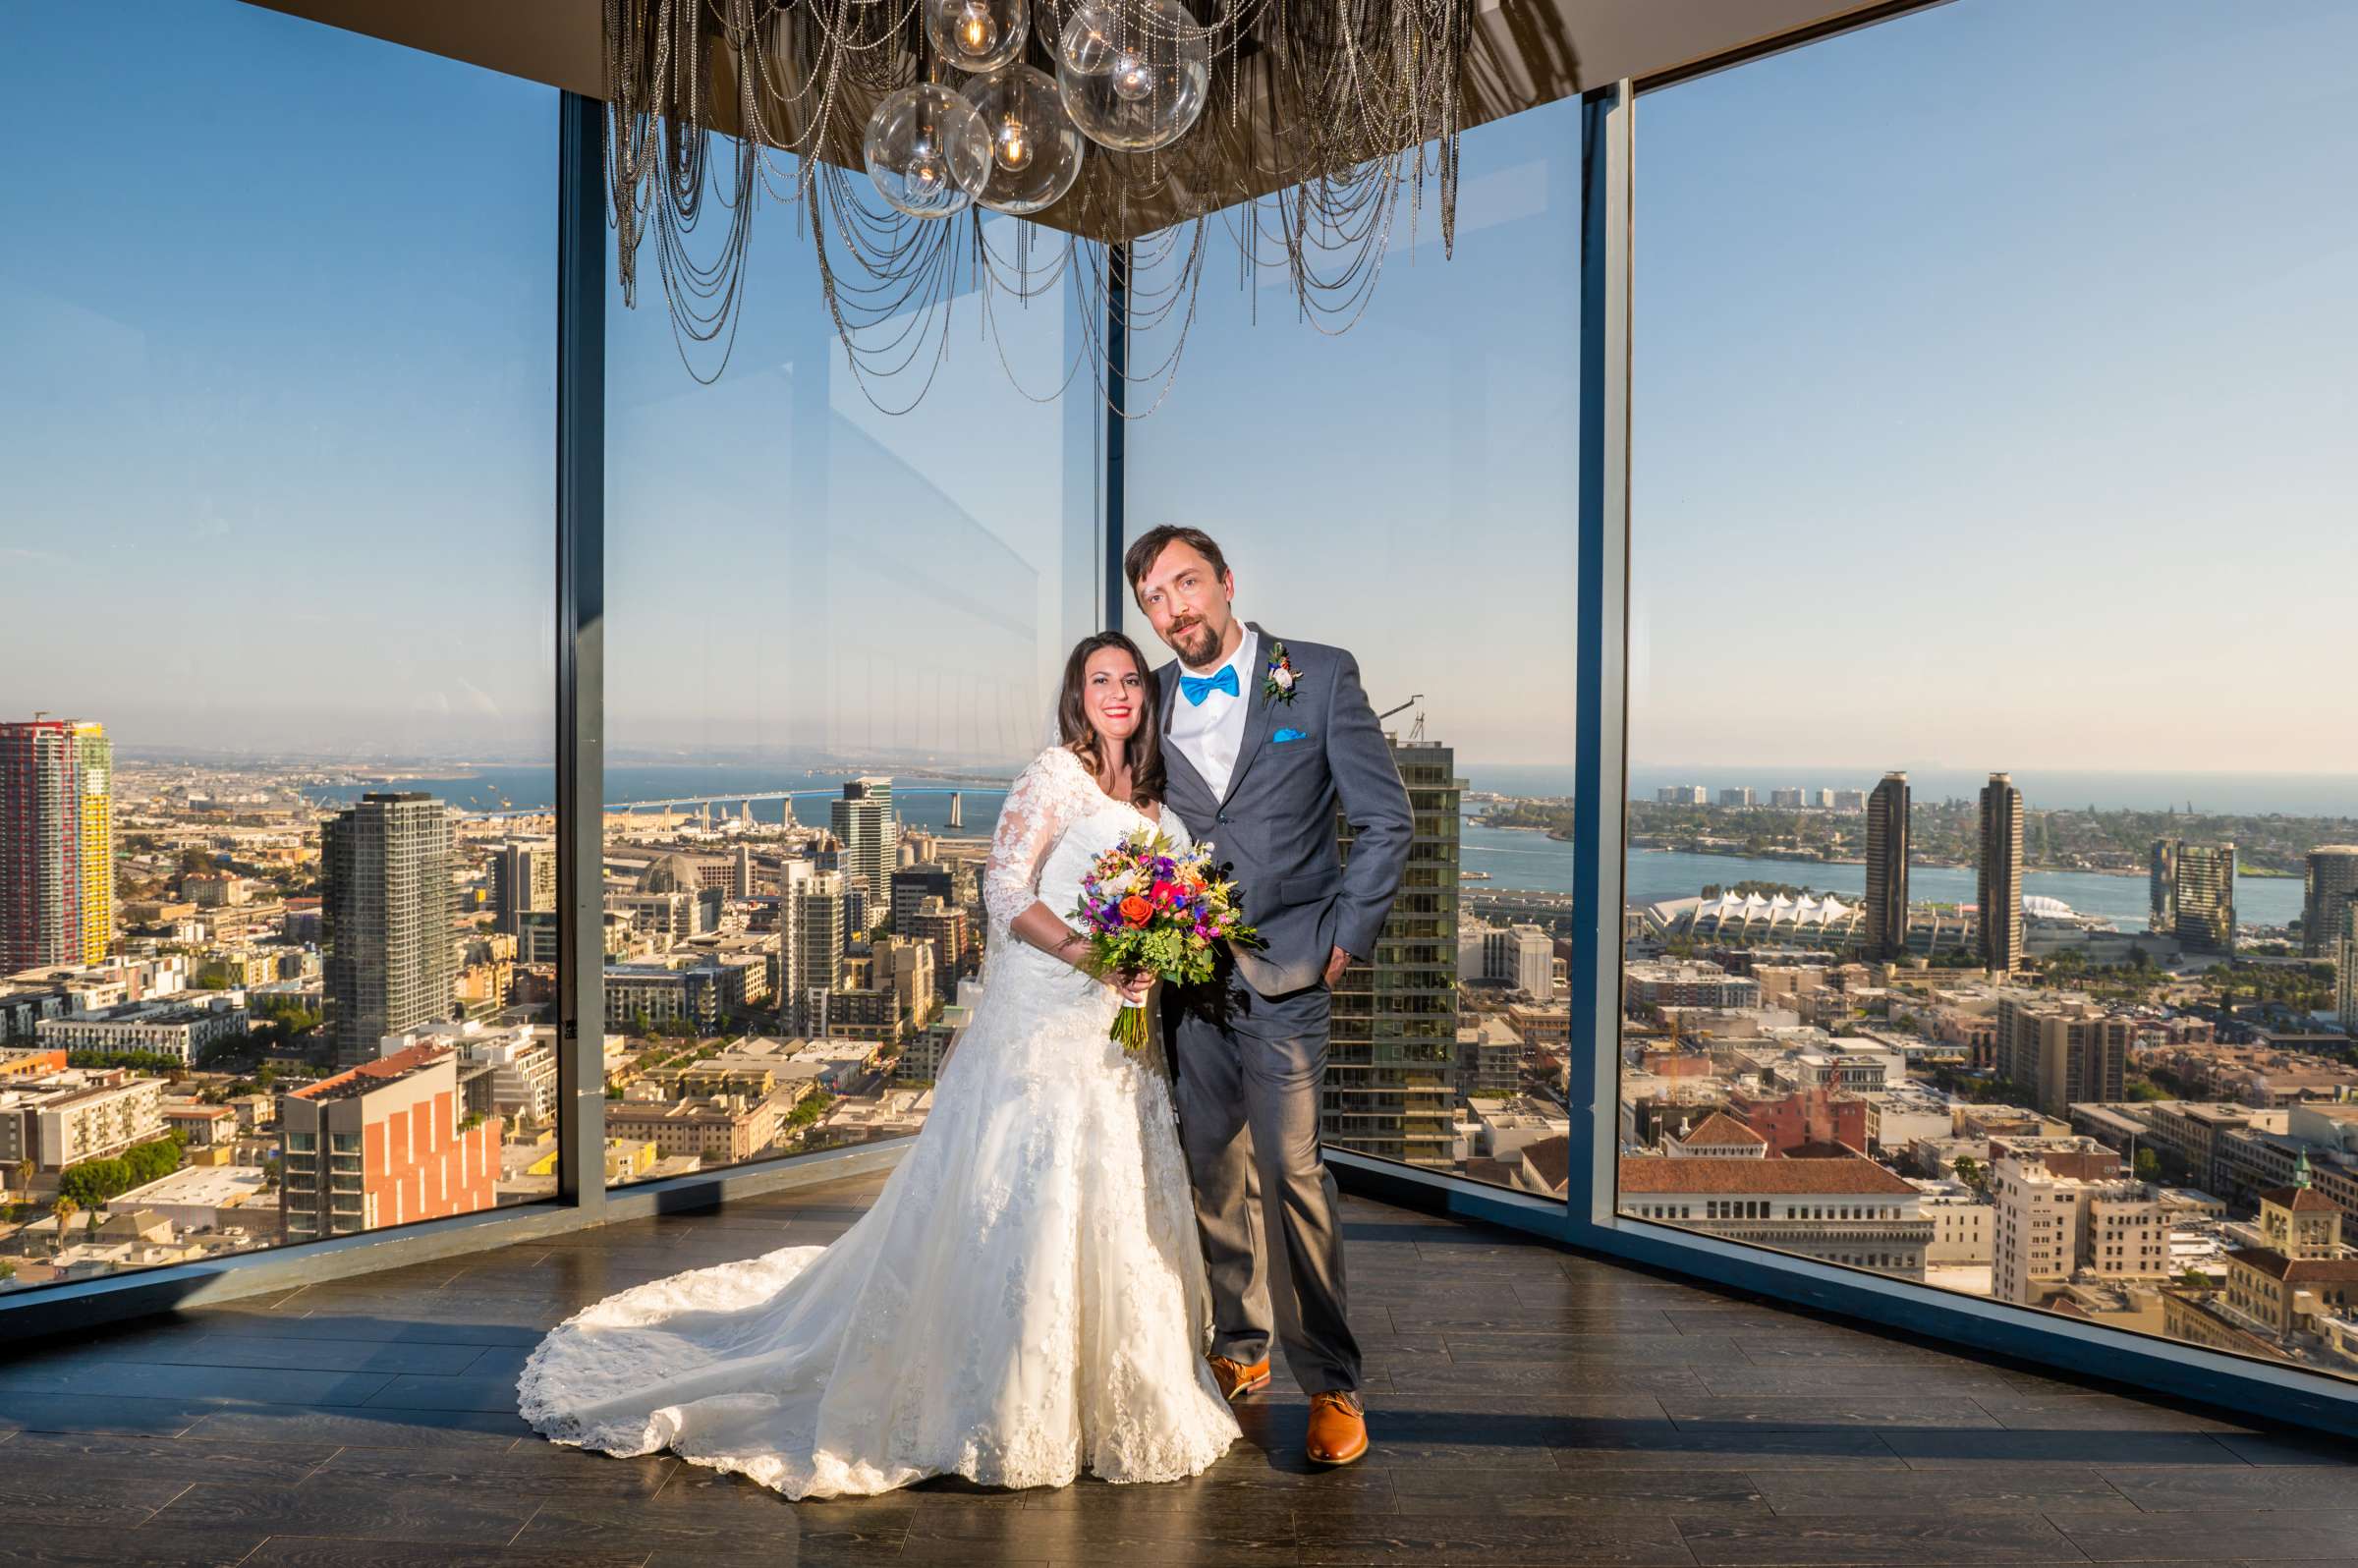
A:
2135 1148 2162 1183
1952 1155 1987 1193
49 1196 78 1252
2178 1268 2212 1291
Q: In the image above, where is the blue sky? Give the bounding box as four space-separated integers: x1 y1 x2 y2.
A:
0 2 554 759
3 0 2352 783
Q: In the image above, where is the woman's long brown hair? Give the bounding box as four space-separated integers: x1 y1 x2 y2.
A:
1056 632 1166 808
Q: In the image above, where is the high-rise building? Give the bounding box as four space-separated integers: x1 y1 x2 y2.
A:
1864 771 1910 962
891 862 956 929
2303 847 2358 958
2149 839 2177 935
732 844 755 899
1977 772 2024 973
279 1043 499 1242
786 864 847 1035
322 793 456 1071
1994 995 2129 1114
0 717 114 971
489 839 556 936
1717 787 1755 808
1328 735 1458 1169
904 895 971 982
2151 839 2235 955
830 778 897 933
2337 895 2358 1036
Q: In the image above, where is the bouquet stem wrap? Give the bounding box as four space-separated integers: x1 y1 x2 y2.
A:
1111 998 1151 1052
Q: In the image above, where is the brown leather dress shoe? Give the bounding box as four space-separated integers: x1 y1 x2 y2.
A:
1207 1354 1270 1401
1306 1390 1368 1466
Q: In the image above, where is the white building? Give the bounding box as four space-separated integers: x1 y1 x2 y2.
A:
1461 920 1555 1001
1489 924 1555 1001
0 1073 168 1171
35 995 250 1065
1991 1141 2168 1308
1915 1183 1993 1264
106 1162 272 1234
1860 1087 1958 1154
1619 1151 1932 1277
380 1019 560 1129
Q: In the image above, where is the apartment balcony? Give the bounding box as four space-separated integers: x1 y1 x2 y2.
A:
8 1167 2355 1567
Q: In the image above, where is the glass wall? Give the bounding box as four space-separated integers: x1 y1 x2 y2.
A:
0 3 557 1286
599 196 1102 1183
1618 0 2358 1381
1126 100 1581 1192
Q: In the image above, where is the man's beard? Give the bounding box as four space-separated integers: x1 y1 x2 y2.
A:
1175 621 1219 665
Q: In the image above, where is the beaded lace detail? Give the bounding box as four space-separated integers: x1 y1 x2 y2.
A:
518 746 1237 1498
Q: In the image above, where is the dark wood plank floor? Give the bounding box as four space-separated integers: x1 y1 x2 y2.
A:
5 1171 2356 1566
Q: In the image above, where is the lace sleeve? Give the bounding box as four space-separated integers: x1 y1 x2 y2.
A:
983 748 1080 940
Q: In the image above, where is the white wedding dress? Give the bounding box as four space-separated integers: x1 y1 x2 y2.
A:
517 744 1241 1497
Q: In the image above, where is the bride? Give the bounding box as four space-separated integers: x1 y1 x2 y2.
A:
517 631 1242 1498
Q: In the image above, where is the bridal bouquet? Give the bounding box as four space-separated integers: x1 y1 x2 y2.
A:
1069 828 1259 1052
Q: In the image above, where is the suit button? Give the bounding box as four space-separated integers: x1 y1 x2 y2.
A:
1216 812 1229 823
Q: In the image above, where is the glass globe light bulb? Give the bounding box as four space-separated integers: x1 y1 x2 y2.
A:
995 116 1033 172
961 63 1084 215
1056 0 1207 152
955 1 998 57
924 0 1027 73
863 83 991 218
1058 5 1116 75
1109 51 1153 102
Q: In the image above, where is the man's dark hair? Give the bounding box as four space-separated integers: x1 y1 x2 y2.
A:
1123 526 1230 599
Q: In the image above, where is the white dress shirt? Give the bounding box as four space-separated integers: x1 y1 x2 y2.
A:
1166 623 1258 801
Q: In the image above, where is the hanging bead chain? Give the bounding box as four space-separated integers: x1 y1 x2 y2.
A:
603 0 1474 413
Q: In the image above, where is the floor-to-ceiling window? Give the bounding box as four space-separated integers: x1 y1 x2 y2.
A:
1617 0 2358 1384
0 2 557 1286
1127 99 1581 1193
600 187 1103 1184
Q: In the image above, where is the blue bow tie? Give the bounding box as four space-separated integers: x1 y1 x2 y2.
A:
1180 665 1240 706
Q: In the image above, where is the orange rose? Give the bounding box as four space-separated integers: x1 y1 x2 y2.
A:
1118 894 1153 928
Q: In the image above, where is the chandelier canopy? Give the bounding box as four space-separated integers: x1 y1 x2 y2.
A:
603 0 1484 412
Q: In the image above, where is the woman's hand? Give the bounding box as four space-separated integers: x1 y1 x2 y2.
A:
1109 968 1153 1005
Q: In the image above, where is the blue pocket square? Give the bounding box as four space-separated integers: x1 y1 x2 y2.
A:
1272 728 1310 744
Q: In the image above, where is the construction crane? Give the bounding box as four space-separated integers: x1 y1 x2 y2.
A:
1375 695 1426 743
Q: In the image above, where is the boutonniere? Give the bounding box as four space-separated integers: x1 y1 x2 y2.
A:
1263 642 1300 705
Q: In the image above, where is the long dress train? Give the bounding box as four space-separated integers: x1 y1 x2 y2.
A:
516 744 1240 1497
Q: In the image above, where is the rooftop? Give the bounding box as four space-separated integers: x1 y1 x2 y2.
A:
290 1043 451 1103
1620 1152 1919 1196
6 1166 2343 1564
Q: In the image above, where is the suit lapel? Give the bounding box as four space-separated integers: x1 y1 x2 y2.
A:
1219 623 1284 811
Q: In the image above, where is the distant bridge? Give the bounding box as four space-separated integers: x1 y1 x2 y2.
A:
464 783 1007 821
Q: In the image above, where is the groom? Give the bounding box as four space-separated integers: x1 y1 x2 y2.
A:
1128 526 1412 1468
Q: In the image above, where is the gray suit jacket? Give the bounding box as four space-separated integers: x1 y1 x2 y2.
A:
1156 625 1414 997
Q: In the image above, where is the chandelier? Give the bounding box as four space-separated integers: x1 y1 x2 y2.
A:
602 0 1476 412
